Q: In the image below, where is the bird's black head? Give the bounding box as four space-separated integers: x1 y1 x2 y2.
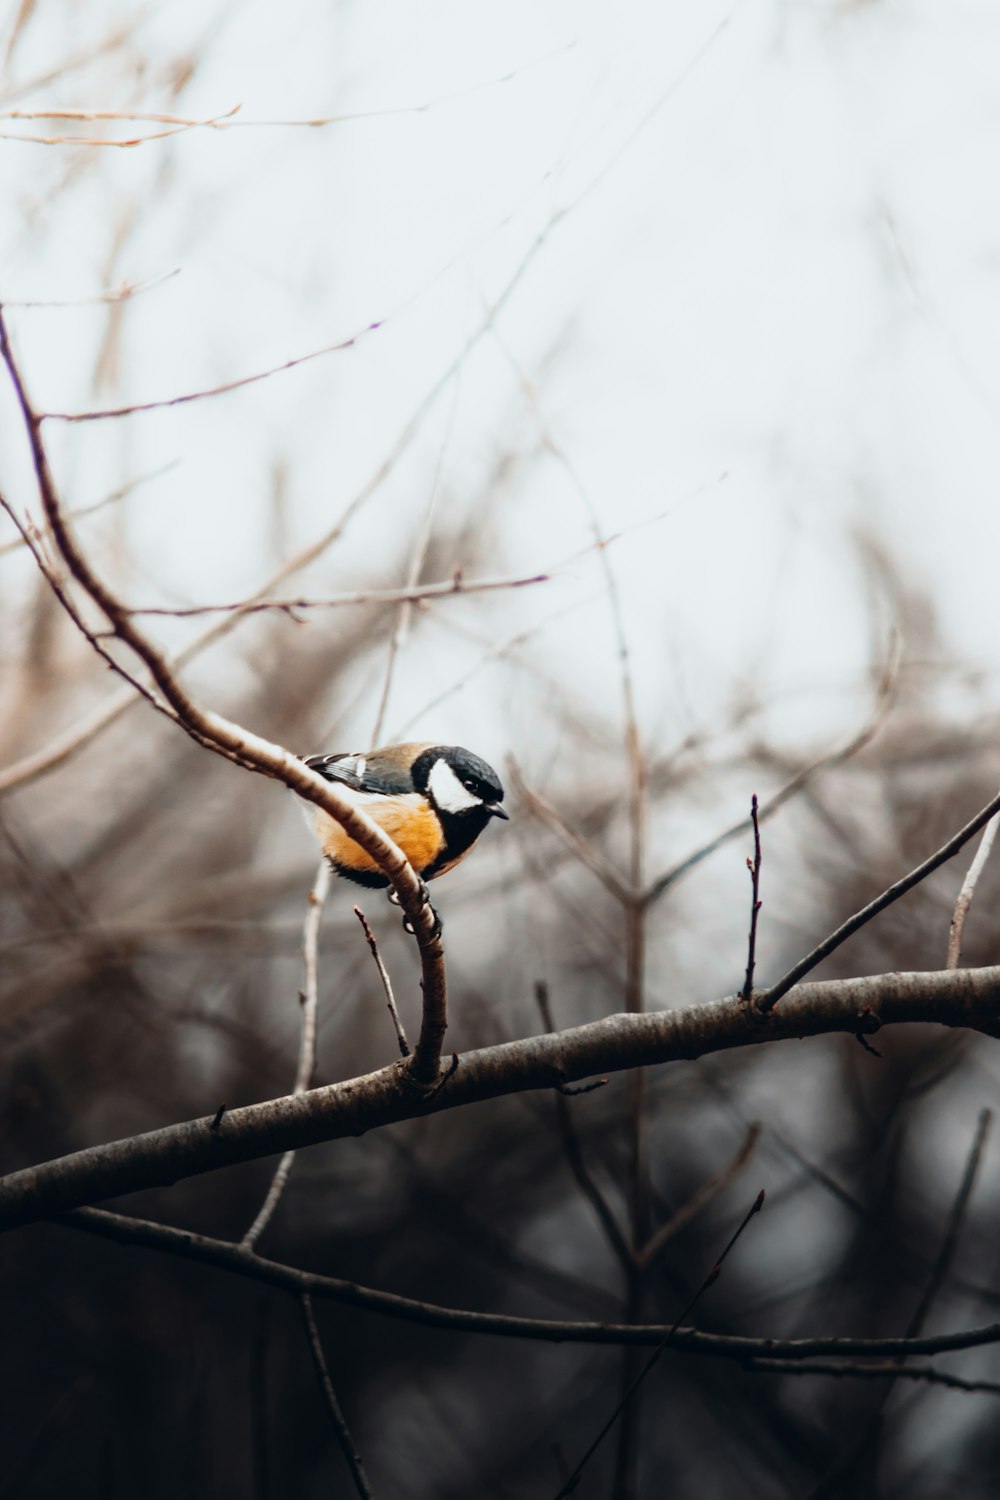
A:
413 745 508 822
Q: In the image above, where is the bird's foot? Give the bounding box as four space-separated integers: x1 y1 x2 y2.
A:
389 882 442 940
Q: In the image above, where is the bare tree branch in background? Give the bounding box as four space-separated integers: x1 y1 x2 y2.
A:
300 1292 376 1500
242 860 331 1252
355 906 410 1058
948 813 1000 969
42 1197 1000 1365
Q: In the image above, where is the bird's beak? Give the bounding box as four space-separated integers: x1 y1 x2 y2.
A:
486 803 509 820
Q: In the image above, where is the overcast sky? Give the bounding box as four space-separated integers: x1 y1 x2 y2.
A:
3 0 999 769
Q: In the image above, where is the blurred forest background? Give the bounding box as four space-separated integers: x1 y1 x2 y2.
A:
3 2 1000 1497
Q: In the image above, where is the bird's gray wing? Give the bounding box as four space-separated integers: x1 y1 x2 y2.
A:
303 751 414 796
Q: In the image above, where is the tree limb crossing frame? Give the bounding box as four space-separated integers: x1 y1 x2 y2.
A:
2 965 999 1232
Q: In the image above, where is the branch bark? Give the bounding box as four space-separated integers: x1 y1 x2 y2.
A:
2 966 999 1232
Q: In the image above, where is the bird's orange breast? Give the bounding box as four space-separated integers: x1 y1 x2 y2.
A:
312 793 445 878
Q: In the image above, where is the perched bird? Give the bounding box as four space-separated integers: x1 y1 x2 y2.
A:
301 741 508 889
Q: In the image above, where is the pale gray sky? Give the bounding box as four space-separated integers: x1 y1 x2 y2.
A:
3 0 998 770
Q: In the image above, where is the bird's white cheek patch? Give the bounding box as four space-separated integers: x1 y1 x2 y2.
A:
428 758 480 813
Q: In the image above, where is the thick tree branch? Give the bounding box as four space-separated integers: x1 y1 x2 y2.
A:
2 966 999 1232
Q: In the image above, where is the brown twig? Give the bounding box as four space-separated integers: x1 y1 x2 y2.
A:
300 1293 375 1499
740 794 762 1004
1 106 240 125
510 764 636 904
242 861 332 1250
0 269 180 311
0 49 570 135
4 966 1000 1231
42 318 379 421
553 1191 765 1499
947 813 1000 969
354 908 410 1057
124 570 549 619
0 106 241 147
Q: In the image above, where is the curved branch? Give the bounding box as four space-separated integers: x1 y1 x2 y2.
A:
0 305 446 1086
2 966 999 1232
54 1205 1000 1366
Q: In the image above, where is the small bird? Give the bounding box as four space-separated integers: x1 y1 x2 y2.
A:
301 741 508 889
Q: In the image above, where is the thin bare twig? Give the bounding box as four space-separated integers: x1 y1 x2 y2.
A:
759 781 1000 1012
300 1293 375 1500
2 269 180 310
947 813 1000 969
740 794 762 1004
354 908 410 1057
906 1106 992 1341
553 1191 765 1499
124 570 549 619
644 634 901 906
1 106 240 125
0 47 571 135
43 318 380 421
55 1202 1000 1363
242 861 332 1250
393 590 605 738
635 1122 763 1271
0 105 241 147
135 501 693 623
510 763 636 905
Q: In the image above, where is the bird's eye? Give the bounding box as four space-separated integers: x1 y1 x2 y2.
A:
463 779 476 792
